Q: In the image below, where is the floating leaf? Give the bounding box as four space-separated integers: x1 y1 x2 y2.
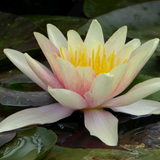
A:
23 15 88 37
0 127 57 160
20 149 38 160
44 144 160 160
83 0 156 18
79 1 160 51
0 11 44 67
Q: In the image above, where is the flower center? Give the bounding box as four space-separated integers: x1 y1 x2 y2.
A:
55 43 128 75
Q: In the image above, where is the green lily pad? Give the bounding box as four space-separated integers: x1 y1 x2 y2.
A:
20 149 38 160
23 15 88 37
83 0 157 18
44 144 160 160
0 127 57 160
79 1 160 50
0 11 44 67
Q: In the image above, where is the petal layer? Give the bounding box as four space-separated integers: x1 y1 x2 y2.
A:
77 66 96 93
47 24 67 49
48 87 87 110
103 78 160 107
4 49 47 91
111 99 160 116
57 58 85 96
84 109 118 146
84 73 114 108
124 38 141 51
109 64 128 97
105 26 127 56
0 103 74 133
84 20 104 47
67 30 84 55
109 47 149 98
24 53 63 89
34 32 63 85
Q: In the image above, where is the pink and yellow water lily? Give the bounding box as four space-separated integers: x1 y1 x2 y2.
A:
1 20 160 146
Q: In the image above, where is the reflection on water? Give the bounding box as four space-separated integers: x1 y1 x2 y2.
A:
0 134 43 160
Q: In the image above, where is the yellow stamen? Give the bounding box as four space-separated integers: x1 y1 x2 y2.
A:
60 47 65 59
123 59 128 64
58 43 129 75
54 53 59 58
116 57 121 66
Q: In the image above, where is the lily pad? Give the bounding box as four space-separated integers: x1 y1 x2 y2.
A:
0 127 57 160
83 0 156 18
23 15 88 37
79 1 160 51
0 11 44 67
44 144 160 160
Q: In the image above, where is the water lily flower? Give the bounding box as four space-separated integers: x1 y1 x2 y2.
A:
2 20 160 146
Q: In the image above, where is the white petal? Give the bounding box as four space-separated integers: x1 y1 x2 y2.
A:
111 99 160 116
47 24 67 49
67 30 84 54
84 73 114 108
48 87 87 110
24 53 63 89
129 38 159 60
105 26 127 56
0 103 74 133
84 20 104 48
3 49 47 91
103 78 160 107
57 58 85 96
84 109 118 146
124 38 141 50
109 64 128 96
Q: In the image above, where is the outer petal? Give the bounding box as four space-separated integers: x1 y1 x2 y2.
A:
129 38 159 60
124 38 141 51
84 109 118 146
48 87 87 110
3 49 47 91
34 32 63 85
84 73 114 108
57 58 85 96
109 48 149 98
84 20 104 48
0 103 74 133
115 46 134 65
67 30 84 55
77 66 96 93
111 99 160 116
109 64 128 97
24 53 63 89
47 24 67 49
112 39 159 98
105 26 127 56
103 78 160 107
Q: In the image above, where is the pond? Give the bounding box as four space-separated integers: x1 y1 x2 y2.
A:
0 0 160 159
